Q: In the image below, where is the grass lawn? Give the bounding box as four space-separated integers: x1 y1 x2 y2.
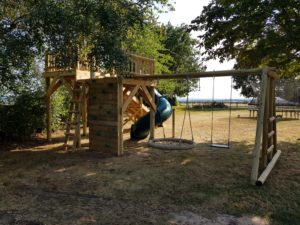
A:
0 109 299 225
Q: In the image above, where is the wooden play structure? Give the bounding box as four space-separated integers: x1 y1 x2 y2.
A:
44 53 157 152
44 52 280 185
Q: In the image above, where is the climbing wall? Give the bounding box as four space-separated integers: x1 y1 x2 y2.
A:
88 78 123 155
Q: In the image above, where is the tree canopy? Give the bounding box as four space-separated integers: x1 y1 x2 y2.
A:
190 0 299 76
1 0 203 98
189 0 300 96
124 22 204 97
160 23 204 96
0 0 171 94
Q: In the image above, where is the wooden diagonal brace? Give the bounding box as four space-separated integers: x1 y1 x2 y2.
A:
46 76 61 97
122 85 140 113
141 85 156 111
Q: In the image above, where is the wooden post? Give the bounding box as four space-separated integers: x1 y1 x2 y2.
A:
268 78 275 159
172 108 175 138
261 76 270 167
46 77 52 141
251 66 269 184
271 78 277 154
82 84 88 136
118 78 124 156
149 87 155 140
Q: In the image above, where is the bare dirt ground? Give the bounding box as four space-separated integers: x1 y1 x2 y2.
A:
0 109 299 225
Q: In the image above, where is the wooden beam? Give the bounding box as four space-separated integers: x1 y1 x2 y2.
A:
256 150 282 186
130 68 262 80
46 77 52 141
123 79 157 87
267 68 280 80
262 76 270 167
141 85 156 111
43 70 76 78
60 77 73 94
118 78 124 156
46 76 60 97
122 85 140 113
271 79 278 154
82 84 88 136
172 108 175 138
149 87 155 140
251 67 269 184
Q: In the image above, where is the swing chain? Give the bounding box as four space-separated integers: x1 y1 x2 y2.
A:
180 77 194 142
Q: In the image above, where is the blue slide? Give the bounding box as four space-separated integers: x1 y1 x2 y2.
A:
130 90 173 140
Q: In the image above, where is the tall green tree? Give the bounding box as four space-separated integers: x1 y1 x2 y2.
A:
0 0 171 94
124 22 204 97
124 22 173 74
160 23 204 96
189 0 300 96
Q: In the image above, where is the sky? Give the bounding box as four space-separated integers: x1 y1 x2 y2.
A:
158 0 245 99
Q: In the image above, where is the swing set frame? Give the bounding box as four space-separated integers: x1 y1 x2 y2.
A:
134 66 280 185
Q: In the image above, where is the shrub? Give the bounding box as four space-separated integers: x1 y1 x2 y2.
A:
51 87 70 130
0 90 46 140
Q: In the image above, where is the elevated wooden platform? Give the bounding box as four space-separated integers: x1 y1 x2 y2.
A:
44 52 156 143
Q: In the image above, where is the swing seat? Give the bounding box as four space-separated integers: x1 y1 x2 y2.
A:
148 138 195 150
210 143 230 149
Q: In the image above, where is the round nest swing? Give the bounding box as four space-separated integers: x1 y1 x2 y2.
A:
148 137 195 150
148 78 196 151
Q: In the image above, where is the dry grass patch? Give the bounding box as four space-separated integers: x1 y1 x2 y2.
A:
0 110 299 225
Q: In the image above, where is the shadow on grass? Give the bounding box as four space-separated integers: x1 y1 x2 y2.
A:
0 138 299 225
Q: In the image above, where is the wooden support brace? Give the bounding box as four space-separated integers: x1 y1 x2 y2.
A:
141 85 156 111
46 76 60 97
122 85 140 113
256 150 281 186
60 77 73 94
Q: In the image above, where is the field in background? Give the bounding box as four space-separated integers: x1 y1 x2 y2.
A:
0 109 299 225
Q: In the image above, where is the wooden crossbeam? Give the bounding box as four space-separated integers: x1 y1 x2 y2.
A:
130 68 262 80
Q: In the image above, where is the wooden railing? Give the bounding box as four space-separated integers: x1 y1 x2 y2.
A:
128 53 155 75
45 54 100 73
44 52 155 76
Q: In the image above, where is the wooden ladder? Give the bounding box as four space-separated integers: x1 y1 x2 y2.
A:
261 77 277 168
252 69 281 185
63 82 86 150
